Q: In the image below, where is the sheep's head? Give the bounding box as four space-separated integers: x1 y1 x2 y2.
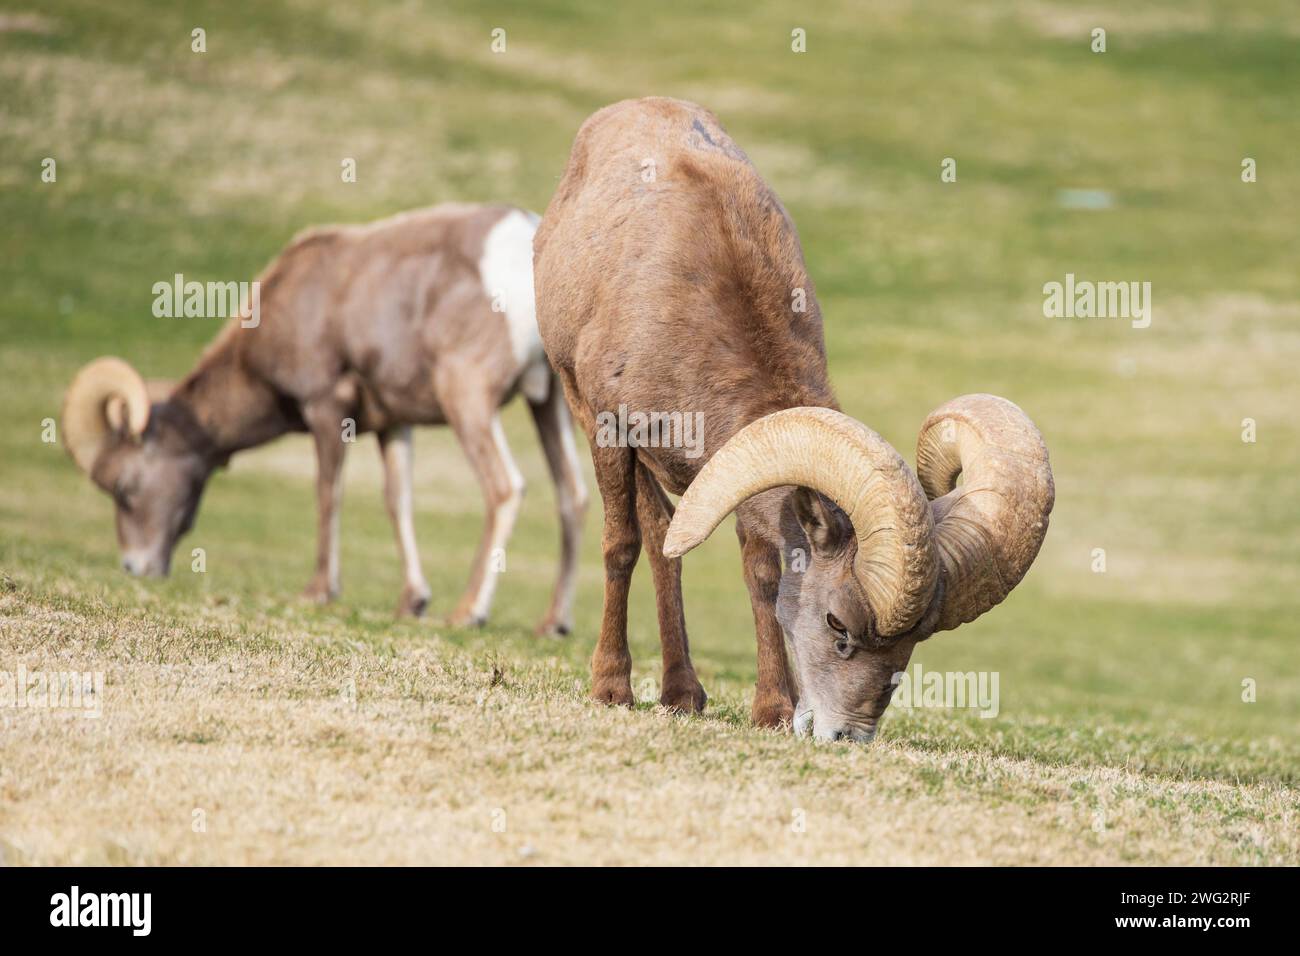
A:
63 357 209 577
664 396 1054 742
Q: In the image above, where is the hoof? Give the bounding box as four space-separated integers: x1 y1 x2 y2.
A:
660 670 707 714
533 618 571 638
301 579 338 604
443 608 487 629
396 584 432 619
591 677 635 708
751 694 794 729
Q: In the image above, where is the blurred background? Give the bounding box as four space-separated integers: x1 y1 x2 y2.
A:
2 0 1296 792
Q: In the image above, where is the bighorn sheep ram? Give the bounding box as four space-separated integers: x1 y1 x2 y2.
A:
63 204 587 631
534 98 1053 739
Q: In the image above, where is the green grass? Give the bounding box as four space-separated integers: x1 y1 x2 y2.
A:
1 0 1297 863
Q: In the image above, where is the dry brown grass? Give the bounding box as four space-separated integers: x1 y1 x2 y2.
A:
2 580 1294 866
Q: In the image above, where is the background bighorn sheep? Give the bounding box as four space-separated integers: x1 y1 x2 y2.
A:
535 98 1054 738
63 204 587 631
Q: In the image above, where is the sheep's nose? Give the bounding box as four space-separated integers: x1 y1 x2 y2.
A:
817 726 877 744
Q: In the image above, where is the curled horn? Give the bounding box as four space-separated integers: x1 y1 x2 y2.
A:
914 394 1054 634
61 357 150 475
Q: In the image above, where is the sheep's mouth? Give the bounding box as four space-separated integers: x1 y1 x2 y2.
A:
794 703 878 744
121 550 170 577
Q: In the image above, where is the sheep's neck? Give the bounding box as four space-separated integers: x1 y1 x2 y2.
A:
167 331 296 463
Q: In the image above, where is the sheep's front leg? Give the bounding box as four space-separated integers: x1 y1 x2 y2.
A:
378 426 431 618
635 463 706 714
302 401 348 603
737 516 794 728
587 441 639 707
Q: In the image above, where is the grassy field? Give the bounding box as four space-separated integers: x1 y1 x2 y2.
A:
1 0 1297 864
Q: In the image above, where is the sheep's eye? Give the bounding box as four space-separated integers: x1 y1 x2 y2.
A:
826 612 847 635
113 485 134 513
834 639 852 658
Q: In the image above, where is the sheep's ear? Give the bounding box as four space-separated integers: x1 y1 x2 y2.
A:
104 395 130 434
791 488 851 558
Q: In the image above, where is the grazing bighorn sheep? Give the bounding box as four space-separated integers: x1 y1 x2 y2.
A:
535 98 1053 738
63 204 587 631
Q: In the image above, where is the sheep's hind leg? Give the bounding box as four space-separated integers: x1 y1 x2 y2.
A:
301 399 348 603
443 399 525 629
527 377 589 637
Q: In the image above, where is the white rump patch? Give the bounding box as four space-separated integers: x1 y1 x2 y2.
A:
478 209 550 403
